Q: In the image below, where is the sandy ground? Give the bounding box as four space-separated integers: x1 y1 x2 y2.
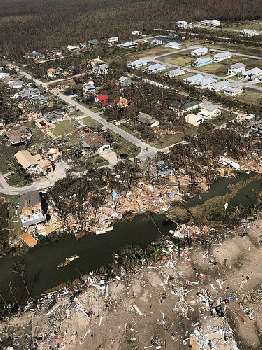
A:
1 219 262 349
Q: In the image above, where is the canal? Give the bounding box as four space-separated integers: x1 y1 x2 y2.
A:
0 213 173 304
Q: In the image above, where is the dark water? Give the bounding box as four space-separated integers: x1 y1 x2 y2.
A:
186 172 259 207
0 214 173 304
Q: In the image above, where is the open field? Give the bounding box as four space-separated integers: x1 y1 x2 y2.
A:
158 50 194 67
223 20 262 32
238 88 262 107
52 120 76 137
125 46 175 63
191 61 228 76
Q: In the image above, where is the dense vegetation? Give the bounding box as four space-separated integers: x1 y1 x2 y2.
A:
0 0 262 58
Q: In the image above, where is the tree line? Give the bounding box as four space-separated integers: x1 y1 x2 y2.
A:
0 0 262 59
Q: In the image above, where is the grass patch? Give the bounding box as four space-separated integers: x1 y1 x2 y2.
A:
1 194 23 240
52 120 76 136
82 116 102 129
6 173 31 187
238 88 262 107
194 62 228 76
110 132 141 158
125 46 177 63
159 51 194 67
223 21 262 32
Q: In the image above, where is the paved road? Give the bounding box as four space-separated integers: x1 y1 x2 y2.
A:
56 92 159 160
0 162 69 195
14 64 161 160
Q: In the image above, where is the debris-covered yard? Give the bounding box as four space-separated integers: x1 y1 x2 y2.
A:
2 219 262 349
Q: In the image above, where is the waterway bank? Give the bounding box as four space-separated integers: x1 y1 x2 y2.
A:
0 213 173 305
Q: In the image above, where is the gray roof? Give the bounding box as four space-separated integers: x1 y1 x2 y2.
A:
196 77 216 86
185 73 204 83
231 63 245 69
19 191 41 213
202 103 220 112
214 51 231 59
211 80 230 90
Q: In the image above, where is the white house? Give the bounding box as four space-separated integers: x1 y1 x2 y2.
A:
219 156 240 170
243 67 262 81
176 21 187 29
92 64 108 75
168 67 185 77
224 82 243 96
242 29 259 37
210 80 230 92
165 42 181 49
119 41 137 48
213 51 232 62
195 77 216 89
108 37 119 44
83 80 96 94
184 73 204 84
146 63 166 73
200 103 221 118
67 45 79 51
128 59 148 69
0 72 10 79
228 63 246 76
8 80 24 89
201 19 221 26
191 47 208 57
185 114 204 126
132 31 142 35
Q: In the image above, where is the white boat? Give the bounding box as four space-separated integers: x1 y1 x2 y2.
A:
57 255 79 268
95 226 113 235
96 229 106 235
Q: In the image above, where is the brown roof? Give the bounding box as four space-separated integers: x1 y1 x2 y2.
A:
15 150 39 169
82 133 108 150
137 112 156 125
20 232 37 247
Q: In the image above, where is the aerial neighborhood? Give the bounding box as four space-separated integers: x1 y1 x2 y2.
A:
0 4 262 348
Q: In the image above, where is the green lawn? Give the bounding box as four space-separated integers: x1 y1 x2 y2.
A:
125 46 175 62
82 116 102 129
159 51 194 67
238 88 262 107
191 62 228 76
223 21 262 32
1 194 23 240
52 120 76 136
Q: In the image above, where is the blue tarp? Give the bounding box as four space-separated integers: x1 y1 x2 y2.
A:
112 191 119 199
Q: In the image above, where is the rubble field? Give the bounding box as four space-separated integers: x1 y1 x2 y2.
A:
1 220 262 349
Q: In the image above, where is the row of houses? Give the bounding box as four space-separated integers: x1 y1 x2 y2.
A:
192 52 232 67
228 63 262 81
184 73 243 95
176 19 220 29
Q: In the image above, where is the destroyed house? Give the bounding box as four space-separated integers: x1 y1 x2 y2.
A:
82 133 110 152
5 125 32 145
19 191 44 227
137 112 159 127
